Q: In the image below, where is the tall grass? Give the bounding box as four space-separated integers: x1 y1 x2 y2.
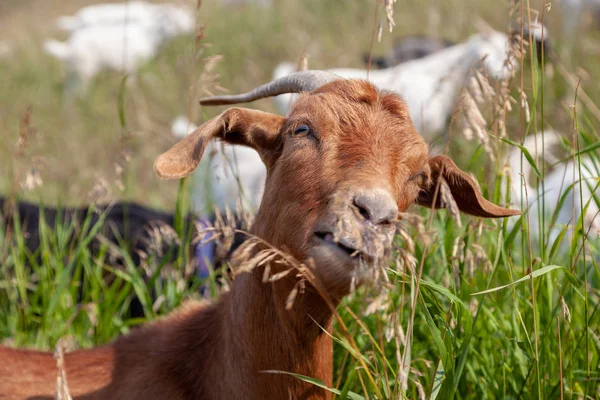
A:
0 0 599 398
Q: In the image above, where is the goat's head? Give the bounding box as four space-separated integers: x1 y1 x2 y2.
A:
154 71 519 297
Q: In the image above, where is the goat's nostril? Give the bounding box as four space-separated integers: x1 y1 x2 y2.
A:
352 191 398 226
353 198 371 221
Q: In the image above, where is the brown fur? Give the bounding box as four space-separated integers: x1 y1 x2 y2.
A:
0 79 518 400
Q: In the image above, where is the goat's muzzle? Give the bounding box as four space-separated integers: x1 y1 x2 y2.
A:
307 188 398 294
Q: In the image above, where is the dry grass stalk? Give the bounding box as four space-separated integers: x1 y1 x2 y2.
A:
364 291 391 316
21 166 43 191
87 177 111 204
471 243 492 273
383 0 396 32
12 106 42 195
439 179 462 227
16 106 32 158
560 296 571 323
459 87 494 160
451 235 463 288
198 55 226 97
285 279 305 311
53 337 74 400
298 53 309 72
496 80 516 140
414 378 426 400
397 213 430 245
83 303 99 337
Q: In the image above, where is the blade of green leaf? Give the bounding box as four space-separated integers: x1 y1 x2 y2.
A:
501 138 542 179
261 370 366 400
471 265 566 295
117 74 129 129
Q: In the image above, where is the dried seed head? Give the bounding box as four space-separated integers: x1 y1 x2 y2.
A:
384 0 397 32
21 167 43 191
54 337 75 400
560 296 571 323
439 179 462 227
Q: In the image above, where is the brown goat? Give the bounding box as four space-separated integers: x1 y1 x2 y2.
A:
0 72 519 400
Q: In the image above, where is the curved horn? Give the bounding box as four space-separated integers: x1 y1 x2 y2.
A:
199 70 341 106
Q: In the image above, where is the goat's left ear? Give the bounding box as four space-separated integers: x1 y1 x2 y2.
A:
416 155 520 218
154 108 284 179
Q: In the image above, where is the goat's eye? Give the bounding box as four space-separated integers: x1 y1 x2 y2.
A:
293 124 311 137
409 172 427 187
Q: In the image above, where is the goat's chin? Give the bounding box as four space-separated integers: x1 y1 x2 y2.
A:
307 236 386 298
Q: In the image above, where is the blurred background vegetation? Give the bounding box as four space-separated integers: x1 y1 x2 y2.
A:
0 0 599 398
1 0 598 208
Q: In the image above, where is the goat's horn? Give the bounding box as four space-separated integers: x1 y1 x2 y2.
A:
199 70 341 105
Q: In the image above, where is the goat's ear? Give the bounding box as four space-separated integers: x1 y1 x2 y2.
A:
416 155 521 218
154 108 284 179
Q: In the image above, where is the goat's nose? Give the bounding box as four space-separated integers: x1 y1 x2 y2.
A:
352 189 398 226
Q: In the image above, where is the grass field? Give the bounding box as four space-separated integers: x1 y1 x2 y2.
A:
1 0 599 398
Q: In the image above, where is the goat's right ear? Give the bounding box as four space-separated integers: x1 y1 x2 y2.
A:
416 155 521 218
154 108 284 179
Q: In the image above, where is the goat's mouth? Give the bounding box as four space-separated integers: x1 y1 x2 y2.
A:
314 231 362 257
308 226 393 293
312 231 378 265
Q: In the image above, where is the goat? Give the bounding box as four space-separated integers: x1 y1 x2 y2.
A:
363 35 456 69
44 2 194 89
274 24 549 143
55 1 193 33
506 130 600 242
219 0 272 7
0 196 188 266
0 197 196 318
0 71 519 399
560 0 600 47
0 195 244 314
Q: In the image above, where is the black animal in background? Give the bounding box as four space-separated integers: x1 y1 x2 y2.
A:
0 196 246 317
0 197 186 264
364 35 456 69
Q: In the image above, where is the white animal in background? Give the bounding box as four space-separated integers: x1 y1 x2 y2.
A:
219 0 272 7
507 130 600 242
45 1 195 89
45 24 163 84
273 25 549 143
560 0 600 44
55 1 193 33
171 116 266 215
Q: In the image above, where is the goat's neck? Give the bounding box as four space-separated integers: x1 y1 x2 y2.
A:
218 256 335 398
227 261 334 340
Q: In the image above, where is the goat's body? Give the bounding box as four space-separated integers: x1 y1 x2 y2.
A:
0 347 115 399
0 275 333 400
